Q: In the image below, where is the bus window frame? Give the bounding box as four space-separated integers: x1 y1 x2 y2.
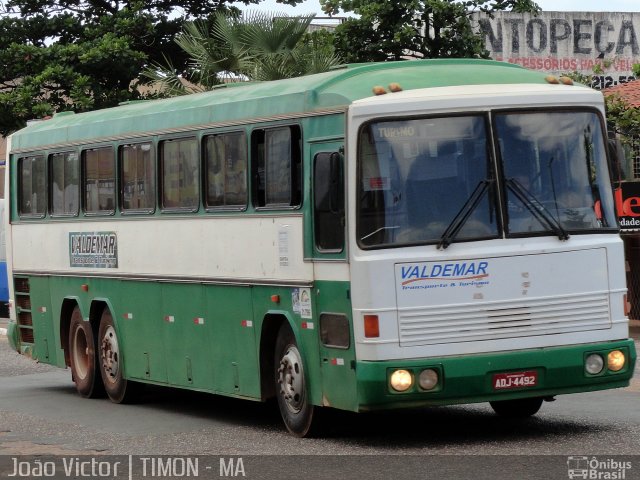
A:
119 141 156 215
251 124 303 211
17 154 47 219
159 136 201 213
81 145 116 217
49 150 80 218
202 130 249 212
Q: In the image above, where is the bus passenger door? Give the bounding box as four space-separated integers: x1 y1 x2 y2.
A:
311 145 358 412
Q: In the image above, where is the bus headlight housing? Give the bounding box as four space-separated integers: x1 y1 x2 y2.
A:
390 369 413 392
607 350 626 372
418 369 439 391
585 353 604 375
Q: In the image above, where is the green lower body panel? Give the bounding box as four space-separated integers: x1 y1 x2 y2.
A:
355 339 637 411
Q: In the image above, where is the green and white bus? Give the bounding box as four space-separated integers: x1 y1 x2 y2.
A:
5 60 637 436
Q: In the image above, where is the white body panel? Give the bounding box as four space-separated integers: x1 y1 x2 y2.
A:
347 83 629 361
10 215 314 284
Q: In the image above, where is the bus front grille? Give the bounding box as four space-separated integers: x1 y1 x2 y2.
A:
398 293 610 347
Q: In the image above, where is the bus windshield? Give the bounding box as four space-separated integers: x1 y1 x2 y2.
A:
497 111 616 236
357 110 617 249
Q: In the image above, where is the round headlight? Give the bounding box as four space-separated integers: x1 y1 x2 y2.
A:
607 350 626 372
390 369 413 392
585 353 604 375
418 369 439 391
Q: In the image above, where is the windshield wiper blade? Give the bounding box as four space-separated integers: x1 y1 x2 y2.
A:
506 178 570 241
437 180 490 250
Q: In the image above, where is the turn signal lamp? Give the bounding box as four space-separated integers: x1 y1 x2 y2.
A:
607 350 626 372
390 369 413 392
364 314 380 338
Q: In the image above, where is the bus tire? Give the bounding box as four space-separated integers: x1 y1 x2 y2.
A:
98 307 140 404
490 397 543 418
274 323 315 437
68 306 104 398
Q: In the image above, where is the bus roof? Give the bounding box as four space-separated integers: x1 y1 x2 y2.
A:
10 59 565 151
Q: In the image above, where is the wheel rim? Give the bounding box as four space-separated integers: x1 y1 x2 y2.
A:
277 345 305 414
100 325 120 384
72 327 90 380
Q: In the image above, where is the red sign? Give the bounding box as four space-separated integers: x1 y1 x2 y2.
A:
615 183 640 231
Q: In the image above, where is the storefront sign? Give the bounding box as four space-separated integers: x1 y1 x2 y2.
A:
615 183 640 231
472 12 640 89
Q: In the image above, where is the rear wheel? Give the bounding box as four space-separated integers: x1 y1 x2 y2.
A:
490 397 543 418
68 306 104 398
274 324 315 437
98 307 140 403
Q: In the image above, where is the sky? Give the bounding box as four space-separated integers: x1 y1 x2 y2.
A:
244 0 640 16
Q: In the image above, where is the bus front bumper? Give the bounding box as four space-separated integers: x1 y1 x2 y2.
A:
355 339 637 411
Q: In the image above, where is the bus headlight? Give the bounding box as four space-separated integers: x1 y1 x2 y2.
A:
607 350 626 372
418 369 439 391
390 369 413 392
585 354 604 375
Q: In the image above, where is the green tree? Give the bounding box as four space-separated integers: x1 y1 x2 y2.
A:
0 0 302 135
143 11 342 94
321 0 540 63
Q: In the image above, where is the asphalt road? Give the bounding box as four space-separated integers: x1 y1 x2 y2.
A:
0 326 638 479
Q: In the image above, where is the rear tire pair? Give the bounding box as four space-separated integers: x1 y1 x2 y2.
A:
68 306 138 403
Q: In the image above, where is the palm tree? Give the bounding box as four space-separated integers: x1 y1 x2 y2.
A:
143 11 342 95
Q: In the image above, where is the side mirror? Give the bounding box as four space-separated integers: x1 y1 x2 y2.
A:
607 135 627 184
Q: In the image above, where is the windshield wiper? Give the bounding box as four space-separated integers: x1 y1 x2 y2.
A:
506 178 570 241
437 180 490 250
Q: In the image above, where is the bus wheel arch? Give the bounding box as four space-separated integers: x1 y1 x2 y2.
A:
259 313 288 400
67 303 105 398
60 298 79 368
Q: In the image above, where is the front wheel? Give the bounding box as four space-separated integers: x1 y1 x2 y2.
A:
490 397 543 418
274 324 315 437
98 307 140 403
68 306 104 398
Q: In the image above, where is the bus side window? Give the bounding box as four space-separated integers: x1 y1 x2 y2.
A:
314 152 344 252
120 143 155 213
160 137 199 211
18 155 46 217
82 147 115 215
203 132 247 209
252 126 302 208
50 151 79 216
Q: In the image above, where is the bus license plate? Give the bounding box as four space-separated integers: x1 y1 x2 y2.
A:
492 371 538 390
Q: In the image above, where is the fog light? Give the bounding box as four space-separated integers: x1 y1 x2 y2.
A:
607 350 626 372
418 369 439 391
390 369 413 392
585 353 604 375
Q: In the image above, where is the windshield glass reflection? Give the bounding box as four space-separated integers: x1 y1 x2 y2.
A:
496 111 616 235
357 116 498 248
